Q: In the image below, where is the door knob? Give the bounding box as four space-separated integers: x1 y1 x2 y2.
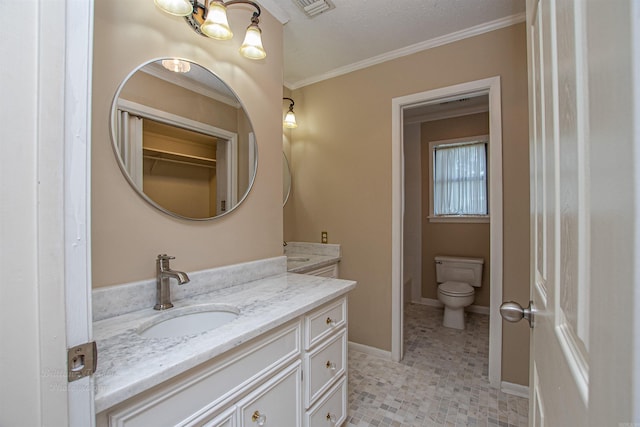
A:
500 300 535 328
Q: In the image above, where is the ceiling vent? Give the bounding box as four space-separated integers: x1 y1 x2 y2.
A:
293 0 335 18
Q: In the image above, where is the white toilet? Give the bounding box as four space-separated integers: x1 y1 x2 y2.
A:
435 255 484 330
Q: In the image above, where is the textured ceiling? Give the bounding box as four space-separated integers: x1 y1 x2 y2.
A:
260 0 525 89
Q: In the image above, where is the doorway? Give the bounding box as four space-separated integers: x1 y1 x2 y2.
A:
391 76 504 387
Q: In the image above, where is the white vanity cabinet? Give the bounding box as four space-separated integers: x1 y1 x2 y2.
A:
97 321 301 427
96 295 350 427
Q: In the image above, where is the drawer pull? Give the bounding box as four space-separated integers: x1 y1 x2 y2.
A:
325 317 336 326
326 412 338 424
325 360 337 371
251 410 267 425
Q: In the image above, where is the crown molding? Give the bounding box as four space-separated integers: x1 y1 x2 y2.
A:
285 12 526 90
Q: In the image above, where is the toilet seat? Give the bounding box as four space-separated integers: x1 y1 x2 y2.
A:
438 281 474 297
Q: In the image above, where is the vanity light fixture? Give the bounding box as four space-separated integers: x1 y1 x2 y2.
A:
154 0 267 60
283 97 298 129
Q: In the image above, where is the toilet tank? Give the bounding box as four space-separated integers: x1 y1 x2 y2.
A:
435 256 484 287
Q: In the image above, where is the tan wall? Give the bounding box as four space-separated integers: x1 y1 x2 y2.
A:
92 0 284 287
420 113 491 307
286 23 530 385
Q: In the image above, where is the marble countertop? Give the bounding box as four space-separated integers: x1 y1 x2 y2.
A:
286 254 341 273
93 272 356 413
285 242 341 273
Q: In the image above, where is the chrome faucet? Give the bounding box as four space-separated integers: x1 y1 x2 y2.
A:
154 254 190 310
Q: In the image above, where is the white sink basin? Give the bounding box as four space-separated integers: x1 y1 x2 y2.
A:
138 304 239 339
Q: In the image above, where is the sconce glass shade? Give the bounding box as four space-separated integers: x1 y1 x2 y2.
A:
161 59 191 73
240 23 267 60
283 110 298 129
201 1 234 40
154 0 193 16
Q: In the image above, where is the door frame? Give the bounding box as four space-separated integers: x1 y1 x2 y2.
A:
391 76 503 387
65 0 95 424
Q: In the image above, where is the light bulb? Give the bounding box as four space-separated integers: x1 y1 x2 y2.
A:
240 23 266 60
154 0 193 16
201 1 233 40
283 110 298 129
161 59 191 73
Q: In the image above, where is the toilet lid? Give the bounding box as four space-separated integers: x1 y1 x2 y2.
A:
439 281 474 296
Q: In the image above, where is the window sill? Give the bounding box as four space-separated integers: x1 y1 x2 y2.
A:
428 215 490 224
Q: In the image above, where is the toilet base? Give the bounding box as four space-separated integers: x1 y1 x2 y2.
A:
442 306 466 330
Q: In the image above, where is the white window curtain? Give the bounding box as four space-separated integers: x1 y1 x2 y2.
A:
433 142 487 215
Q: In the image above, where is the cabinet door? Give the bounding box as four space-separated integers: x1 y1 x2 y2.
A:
238 362 302 427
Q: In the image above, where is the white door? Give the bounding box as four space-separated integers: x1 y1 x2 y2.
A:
502 0 640 425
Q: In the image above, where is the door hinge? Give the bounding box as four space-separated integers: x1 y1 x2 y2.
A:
67 341 97 382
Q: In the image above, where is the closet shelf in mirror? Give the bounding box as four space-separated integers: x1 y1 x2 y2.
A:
143 147 216 169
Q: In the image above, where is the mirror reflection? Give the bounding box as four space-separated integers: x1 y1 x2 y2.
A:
110 58 257 220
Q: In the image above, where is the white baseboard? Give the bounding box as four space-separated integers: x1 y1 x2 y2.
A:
501 381 529 398
348 341 392 360
413 297 490 315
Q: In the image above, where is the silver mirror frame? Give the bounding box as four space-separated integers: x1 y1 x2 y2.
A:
283 152 292 207
109 58 258 221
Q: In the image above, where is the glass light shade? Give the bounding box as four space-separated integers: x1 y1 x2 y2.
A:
154 0 193 16
161 59 191 73
283 110 298 129
239 24 267 60
201 1 233 40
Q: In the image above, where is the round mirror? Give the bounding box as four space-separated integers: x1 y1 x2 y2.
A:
110 58 258 220
283 152 292 206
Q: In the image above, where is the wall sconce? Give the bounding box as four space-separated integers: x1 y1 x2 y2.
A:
154 0 267 60
283 97 298 129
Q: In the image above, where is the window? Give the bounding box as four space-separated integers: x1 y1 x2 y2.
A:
429 136 489 222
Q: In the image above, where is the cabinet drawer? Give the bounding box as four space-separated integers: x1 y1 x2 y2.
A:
237 362 302 427
305 297 346 350
106 321 301 427
305 376 347 427
304 329 347 408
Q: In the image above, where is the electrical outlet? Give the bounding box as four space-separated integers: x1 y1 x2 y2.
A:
321 231 328 244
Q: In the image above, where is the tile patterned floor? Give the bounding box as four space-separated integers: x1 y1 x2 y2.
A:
346 304 528 426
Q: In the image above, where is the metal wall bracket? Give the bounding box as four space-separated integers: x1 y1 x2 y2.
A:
67 341 97 382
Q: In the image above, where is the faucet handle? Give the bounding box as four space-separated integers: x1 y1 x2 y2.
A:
157 254 175 261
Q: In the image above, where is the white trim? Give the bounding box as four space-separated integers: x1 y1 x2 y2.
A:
414 298 490 316
117 99 238 142
632 0 640 421
392 76 503 387
64 0 95 424
501 381 530 398
348 341 392 360
427 216 490 224
286 13 526 89
404 104 490 125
